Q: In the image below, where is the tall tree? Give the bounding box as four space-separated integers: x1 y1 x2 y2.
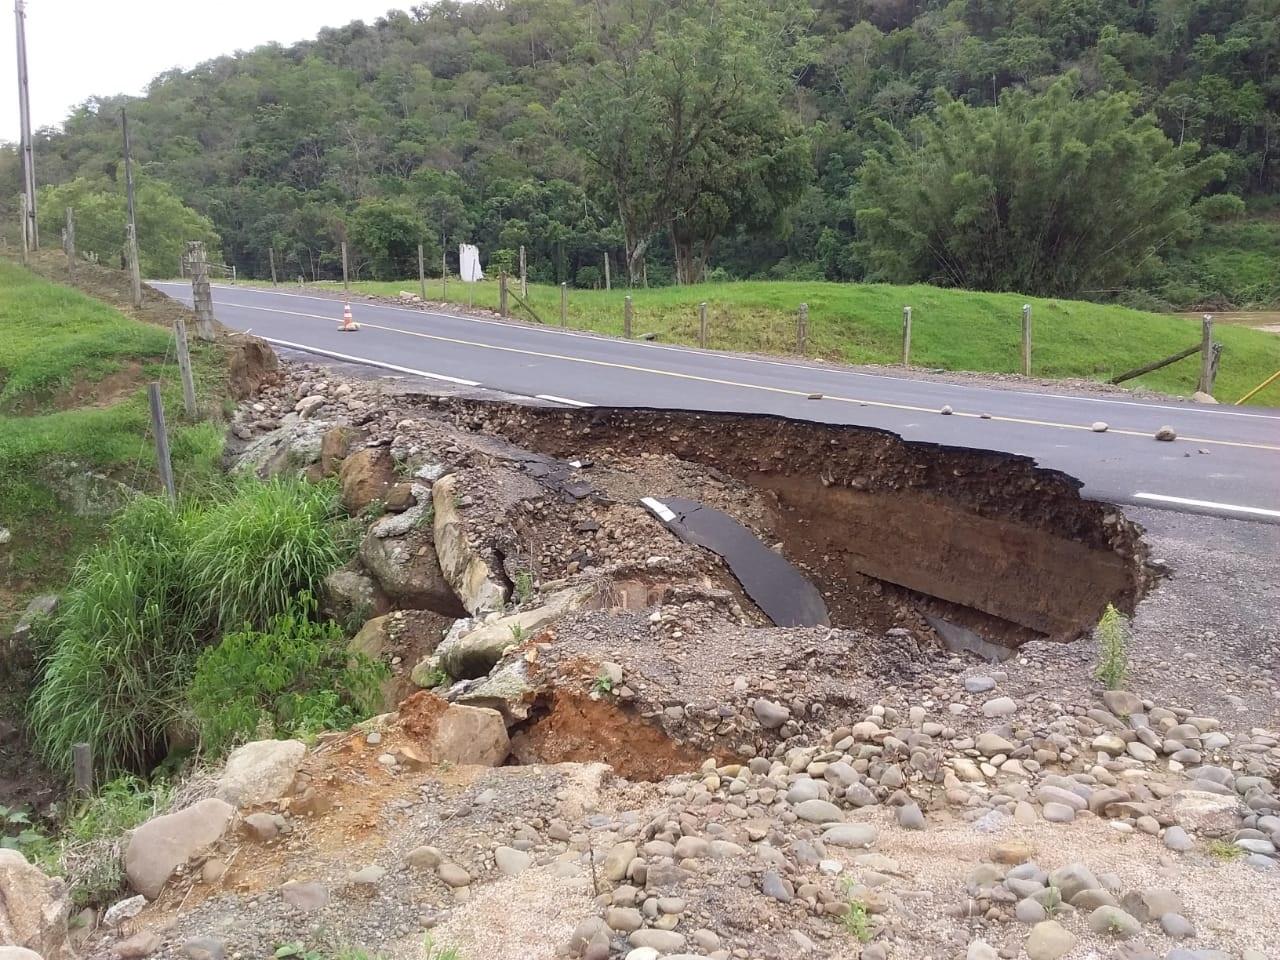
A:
558 0 812 283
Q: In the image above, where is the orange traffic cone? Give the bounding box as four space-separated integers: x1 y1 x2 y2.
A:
339 302 359 332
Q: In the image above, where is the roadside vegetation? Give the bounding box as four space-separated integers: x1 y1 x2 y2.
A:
29 480 363 776
0 261 224 602
343 277 1280 406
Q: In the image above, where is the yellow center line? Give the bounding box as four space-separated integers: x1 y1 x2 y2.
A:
234 302 1280 453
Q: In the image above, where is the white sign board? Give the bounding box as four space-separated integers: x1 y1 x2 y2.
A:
459 244 484 282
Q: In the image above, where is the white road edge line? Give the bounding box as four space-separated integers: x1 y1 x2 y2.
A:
640 496 677 523
1132 492 1280 519
153 281 1280 423
257 336 481 387
535 393 593 407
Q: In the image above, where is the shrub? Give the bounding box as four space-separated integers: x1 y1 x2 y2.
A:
1093 603 1131 691
56 776 172 906
189 595 387 755
31 480 355 775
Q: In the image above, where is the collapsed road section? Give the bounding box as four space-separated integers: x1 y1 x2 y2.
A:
426 399 1154 652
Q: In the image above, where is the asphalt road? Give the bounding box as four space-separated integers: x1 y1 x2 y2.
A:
152 282 1280 524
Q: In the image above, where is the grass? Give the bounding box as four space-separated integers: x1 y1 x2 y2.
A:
333 276 1280 406
1093 604 1131 692
1206 839 1244 861
29 480 356 776
0 261 226 609
0 262 172 408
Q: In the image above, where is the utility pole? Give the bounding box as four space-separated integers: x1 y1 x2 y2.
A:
14 0 38 248
121 109 142 307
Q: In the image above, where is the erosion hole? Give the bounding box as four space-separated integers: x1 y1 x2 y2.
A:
431 400 1154 653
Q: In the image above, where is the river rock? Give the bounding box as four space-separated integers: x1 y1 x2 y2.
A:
216 739 305 807
125 799 235 899
1024 920 1076 960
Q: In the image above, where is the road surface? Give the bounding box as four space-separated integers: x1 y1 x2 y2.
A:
152 282 1280 523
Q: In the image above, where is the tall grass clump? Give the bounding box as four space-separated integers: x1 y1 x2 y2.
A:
30 479 355 776
1093 603 1131 691
29 499 201 774
186 479 356 634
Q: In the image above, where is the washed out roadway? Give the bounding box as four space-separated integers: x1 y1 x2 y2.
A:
151 282 1280 524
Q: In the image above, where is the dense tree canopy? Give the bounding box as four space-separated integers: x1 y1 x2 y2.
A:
2 0 1275 301
36 176 222 277
853 78 1226 295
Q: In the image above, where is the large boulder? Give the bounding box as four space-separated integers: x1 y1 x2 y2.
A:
229 415 334 479
0 849 71 959
339 447 395 514
226 336 278 400
430 586 594 680
124 798 235 899
451 659 537 724
321 564 392 625
398 692 509 766
215 739 306 808
431 474 508 615
319 425 367 477
37 460 136 518
359 526 466 617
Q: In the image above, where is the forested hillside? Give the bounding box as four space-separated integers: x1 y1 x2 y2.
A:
3 0 1277 306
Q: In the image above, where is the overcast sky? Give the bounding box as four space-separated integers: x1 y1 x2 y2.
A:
1 0 414 138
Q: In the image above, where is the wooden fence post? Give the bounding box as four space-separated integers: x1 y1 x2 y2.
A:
519 244 527 298
441 245 447 300
902 306 912 366
1198 315 1215 395
623 295 633 339
341 240 350 292
797 303 809 354
1021 304 1032 376
418 244 427 301
64 207 76 280
269 246 278 286
698 301 708 348
499 273 509 318
560 282 568 328
72 743 93 796
148 382 176 504
174 319 197 419
604 252 611 291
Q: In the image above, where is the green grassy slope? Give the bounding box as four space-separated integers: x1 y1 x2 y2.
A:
339 277 1280 406
1149 216 1280 310
0 262 223 605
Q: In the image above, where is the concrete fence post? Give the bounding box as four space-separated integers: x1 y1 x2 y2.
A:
560 282 568 328
699 301 708 349
1021 304 1032 376
624 295 633 339
797 303 809 354
186 240 216 341
902 306 912 366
